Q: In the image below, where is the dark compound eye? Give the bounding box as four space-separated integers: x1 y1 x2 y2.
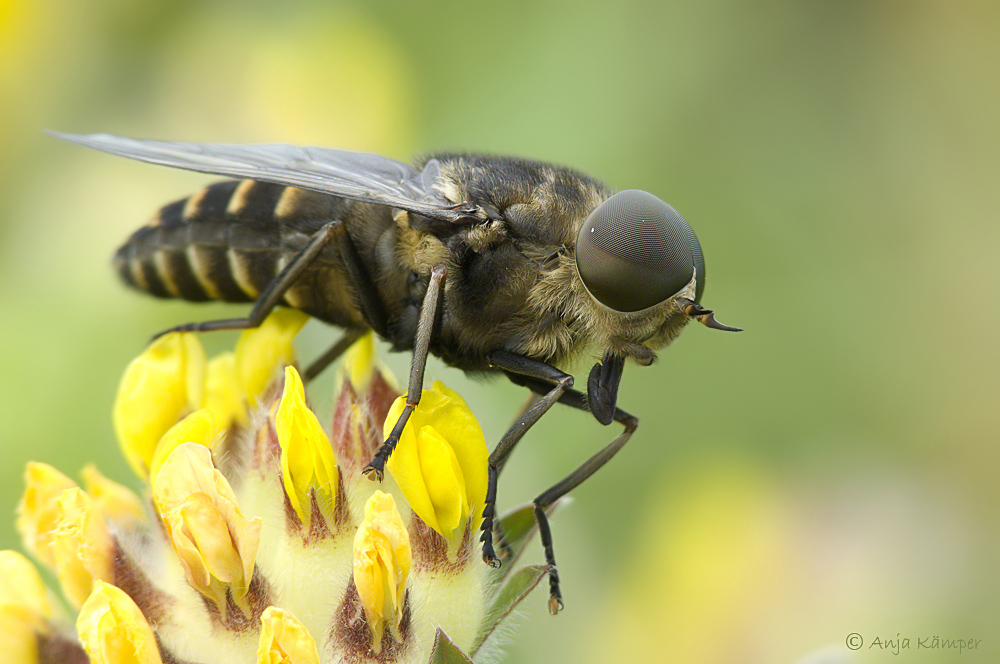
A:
575 190 705 312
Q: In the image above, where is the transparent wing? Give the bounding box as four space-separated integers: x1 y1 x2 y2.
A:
49 132 478 223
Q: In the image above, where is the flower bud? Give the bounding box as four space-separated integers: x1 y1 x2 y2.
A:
152 443 262 619
274 366 338 530
0 550 57 664
331 333 399 472
16 462 77 567
147 408 225 483
235 309 309 408
353 491 411 653
52 488 115 608
257 606 321 664
385 382 488 544
203 351 248 428
113 332 207 478
77 581 162 664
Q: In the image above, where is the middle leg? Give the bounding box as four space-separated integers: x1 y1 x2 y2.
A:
492 370 639 614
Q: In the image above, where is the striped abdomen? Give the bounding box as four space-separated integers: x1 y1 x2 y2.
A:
114 179 372 328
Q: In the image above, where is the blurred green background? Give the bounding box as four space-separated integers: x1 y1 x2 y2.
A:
2 0 998 662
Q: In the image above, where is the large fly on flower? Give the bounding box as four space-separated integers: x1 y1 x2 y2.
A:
52 132 741 613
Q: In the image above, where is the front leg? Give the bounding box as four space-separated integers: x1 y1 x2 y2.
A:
362 264 447 481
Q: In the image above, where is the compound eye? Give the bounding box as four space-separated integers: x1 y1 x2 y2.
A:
576 190 705 312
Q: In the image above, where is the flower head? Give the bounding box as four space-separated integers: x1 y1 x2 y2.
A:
10 316 552 663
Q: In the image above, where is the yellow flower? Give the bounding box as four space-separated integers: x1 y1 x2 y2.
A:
235 308 309 406
342 329 389 391
113 332 207 478
51 488 115 609
81 464 146 526
15 462 77 567
203 351 248 428
12 327 548 663
385 382 488 542
353 491 411 654
152 442 262 619
0 551 58 664
77 582 162 664
274 365 339 529
330 332 399 474
147 408 225 483
257 606 321 664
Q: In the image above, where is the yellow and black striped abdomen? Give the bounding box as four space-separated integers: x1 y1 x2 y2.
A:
115 179 342 306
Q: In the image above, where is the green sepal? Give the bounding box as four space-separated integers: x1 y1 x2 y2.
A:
471 564 550 657
429 628 475 664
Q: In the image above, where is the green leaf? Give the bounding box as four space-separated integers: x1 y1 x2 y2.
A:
429 628 475 664
471 564 550 657
493 501 561 579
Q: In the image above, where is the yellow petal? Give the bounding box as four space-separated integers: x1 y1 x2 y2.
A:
275 366 338 527
81 465 146 526
257 606 321 664
385 383 487 538
0 605 41 664
179 493 245 583
425 381 487 518
202 351 249 427
152 443 262 615
148 408 225 484
0 550 54 619
77 581 162 664
353 491 410 653
16 462 77 567
235 309 309 406
113 332 207 478
52 488 115 608
342 330 376 390
340 330 398 392
0 551 56 664
417 426 469 534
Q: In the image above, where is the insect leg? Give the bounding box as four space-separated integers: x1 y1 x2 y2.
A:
330 221 391 339
487 392 543 562
302 326 367 381
478 352 574 572
537 390 637 614
496 372 639 614
362 264 447 481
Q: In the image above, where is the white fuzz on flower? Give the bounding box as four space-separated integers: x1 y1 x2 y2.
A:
9 319 553 664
